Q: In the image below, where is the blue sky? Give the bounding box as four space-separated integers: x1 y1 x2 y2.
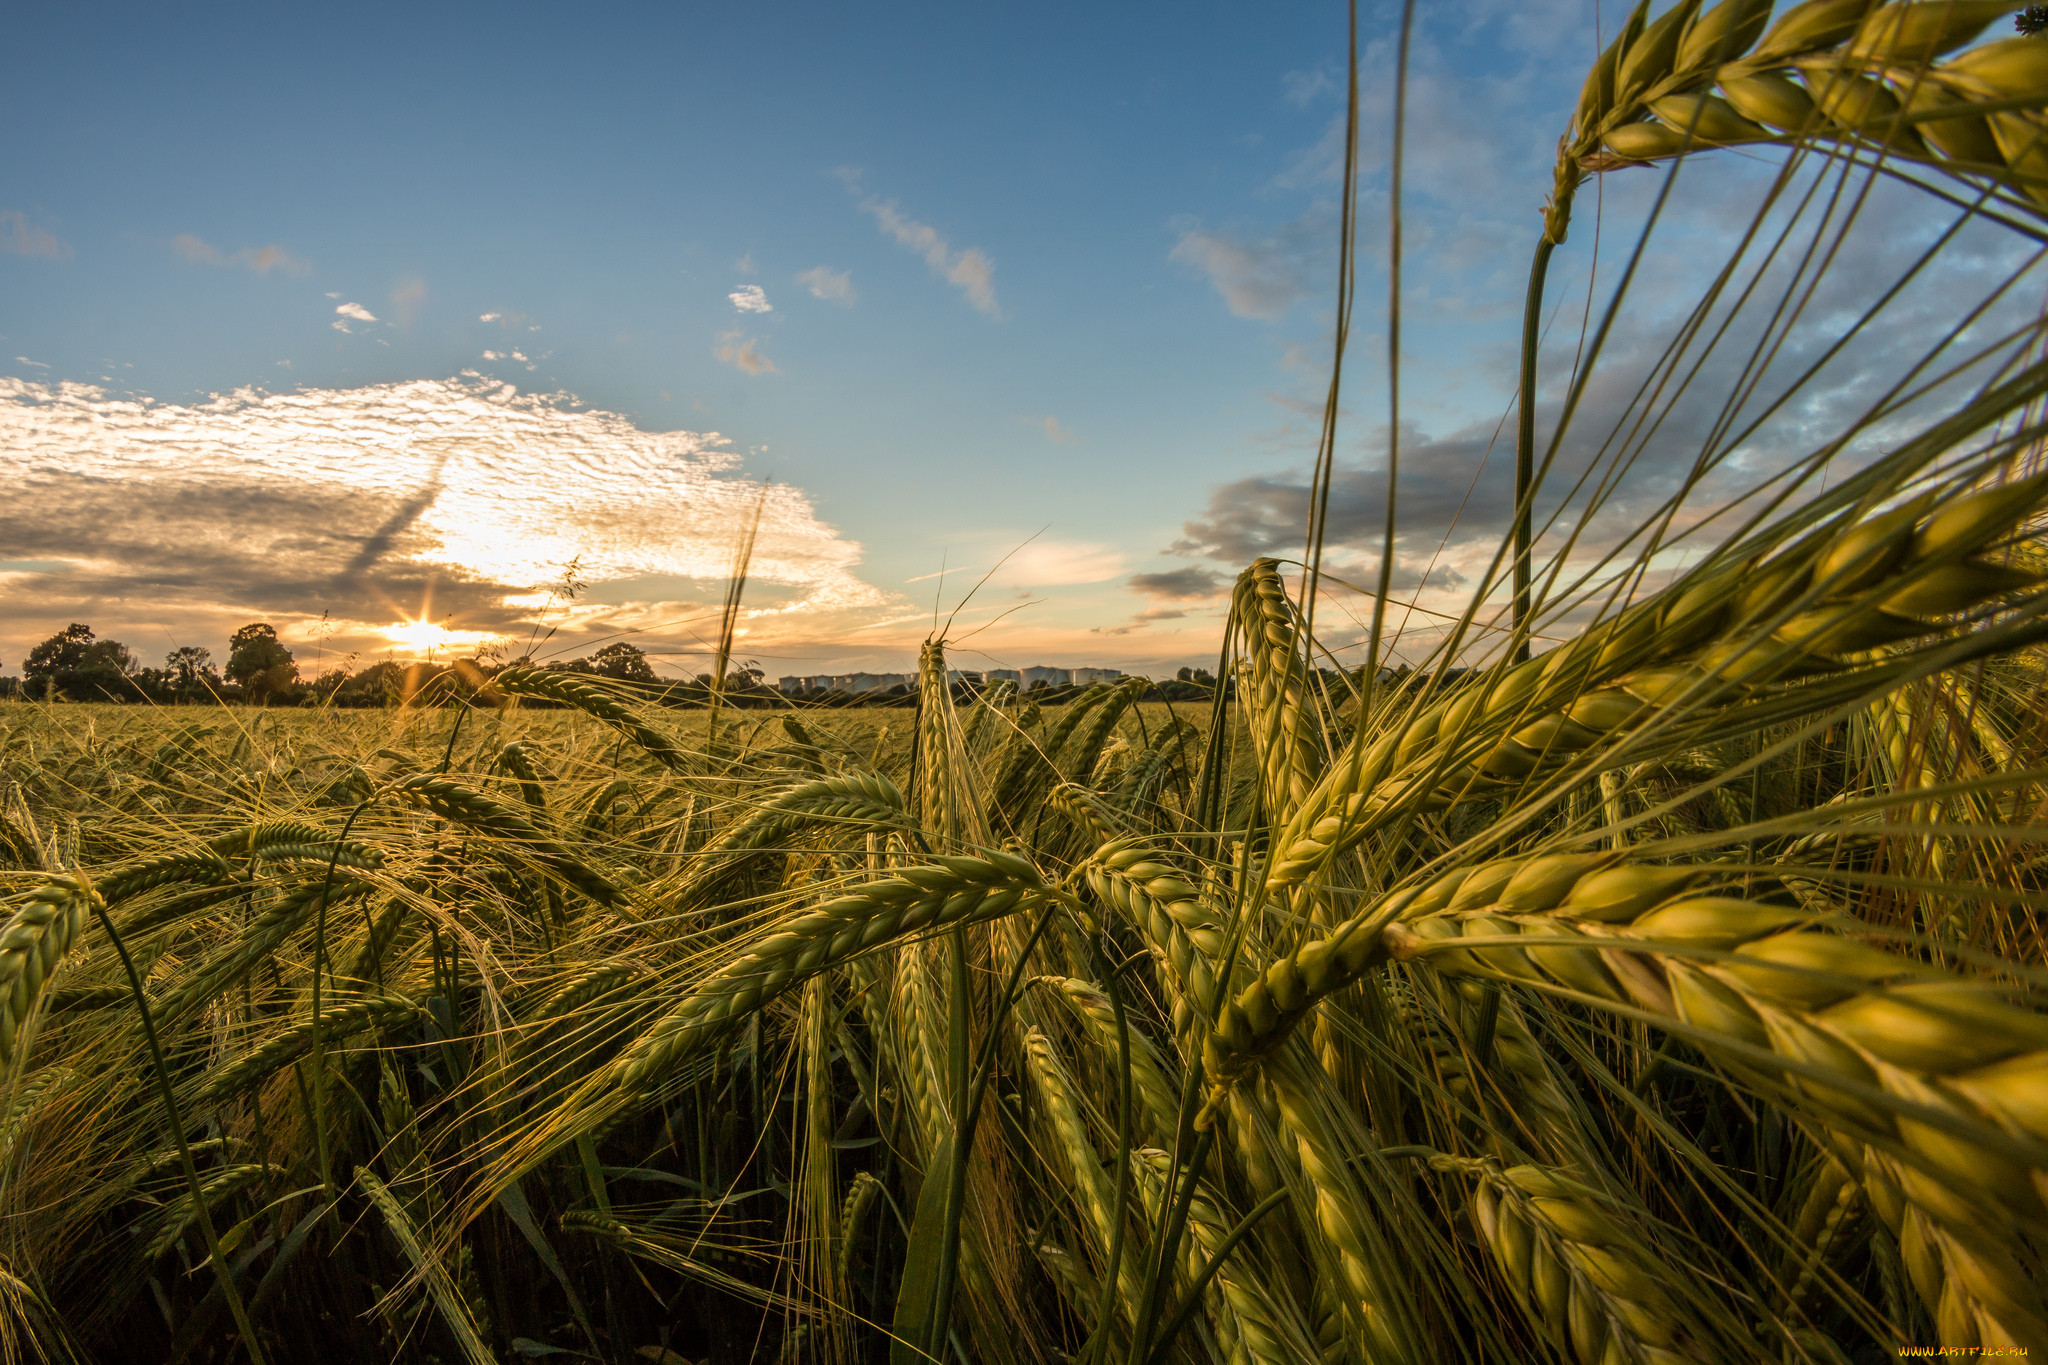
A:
4 1 2035 681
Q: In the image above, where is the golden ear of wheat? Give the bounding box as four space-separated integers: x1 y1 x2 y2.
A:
609 852 1047 1099
1232 559 1324 823
1083 840 1231 1038
1382 896 2048 1350
0 878 97 1066
389 773 622 906
1446 1156 1717 1365
191 995 421 1106
491 666 689 770
1262 471 2048 896
1569 0 2048 223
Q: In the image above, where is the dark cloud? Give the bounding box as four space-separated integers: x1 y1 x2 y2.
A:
1128 567 1224 600
1172 162 2046 595
0 473 532 653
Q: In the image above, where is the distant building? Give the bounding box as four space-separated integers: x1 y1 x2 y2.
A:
777 672 911 694
1070 666 1124 684
987 668 1021 684
1020 665 1068 689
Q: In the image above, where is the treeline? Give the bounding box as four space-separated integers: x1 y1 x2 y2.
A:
0 623 779 708
2 622 1245 708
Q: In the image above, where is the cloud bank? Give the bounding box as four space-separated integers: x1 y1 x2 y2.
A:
0 375 885 668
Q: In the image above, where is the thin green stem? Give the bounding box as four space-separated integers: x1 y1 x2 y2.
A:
1514 234 1557 666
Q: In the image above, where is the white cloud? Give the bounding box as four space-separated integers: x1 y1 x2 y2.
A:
795 266 854 304
0 211 70 261
172 234 307 276
335 302 378 323
1168 217 1328 320
1042 415 1075 445
986 540 1124 587
0 374 890 660
480 312 501 323
1281 66 1336 106
715 331 777 375
729 284 772 314
481 350 503 360
15 357 48 369
841 174 1001 317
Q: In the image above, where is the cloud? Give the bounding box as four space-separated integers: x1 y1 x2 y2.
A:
335 302 378 323
480 309 539 332
795 266 854 304
15 357 49 370
0 212 71 261
389 278 426 326
985 540 1123 587
171 234 307 275
1168 214 1329 320
840 173 1001 317
715 331 777 375
729 284 772 314
1129 567 1223 600
1042 415 1075 445
735 252 756 275
0 374 888 668
1169 161 2043 613
1280 66 1336 106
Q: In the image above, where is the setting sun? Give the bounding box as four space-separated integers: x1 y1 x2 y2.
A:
377 618 497 655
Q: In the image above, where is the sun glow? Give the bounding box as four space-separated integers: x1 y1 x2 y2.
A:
378 619 499 655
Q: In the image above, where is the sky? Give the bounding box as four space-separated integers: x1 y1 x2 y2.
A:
3 1 2042 684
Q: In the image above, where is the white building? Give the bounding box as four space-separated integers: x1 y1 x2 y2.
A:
1070 666 1125 684
777 672 911 694
1020 665 1069 689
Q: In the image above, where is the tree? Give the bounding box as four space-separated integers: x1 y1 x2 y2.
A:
1176 666 1193 681
226 624 298 703
21 625 134 700
165 646 220 699
24 624 96 697
584 642 657 683
75 640 138 696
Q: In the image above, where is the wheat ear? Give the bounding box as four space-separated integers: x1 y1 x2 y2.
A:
1233 558 1325 823
1265 471 2048 895
609 852 1048 1100
491 666 689 771
1445 1156 1714 1365
0 878 96 1065
389 773 621 906
191 995 420 1106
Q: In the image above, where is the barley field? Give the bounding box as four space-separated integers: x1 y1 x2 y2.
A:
12 1 2048 1362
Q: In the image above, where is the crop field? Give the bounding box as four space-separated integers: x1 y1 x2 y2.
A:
13 2 2048 1363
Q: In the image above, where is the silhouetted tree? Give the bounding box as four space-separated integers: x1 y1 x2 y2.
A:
164 646 221 700
584 642 657 683
23 625 133 699
24 624 96 698
226 624 299 704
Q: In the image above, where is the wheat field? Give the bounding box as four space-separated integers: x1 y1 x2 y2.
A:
11 1 2048 1361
